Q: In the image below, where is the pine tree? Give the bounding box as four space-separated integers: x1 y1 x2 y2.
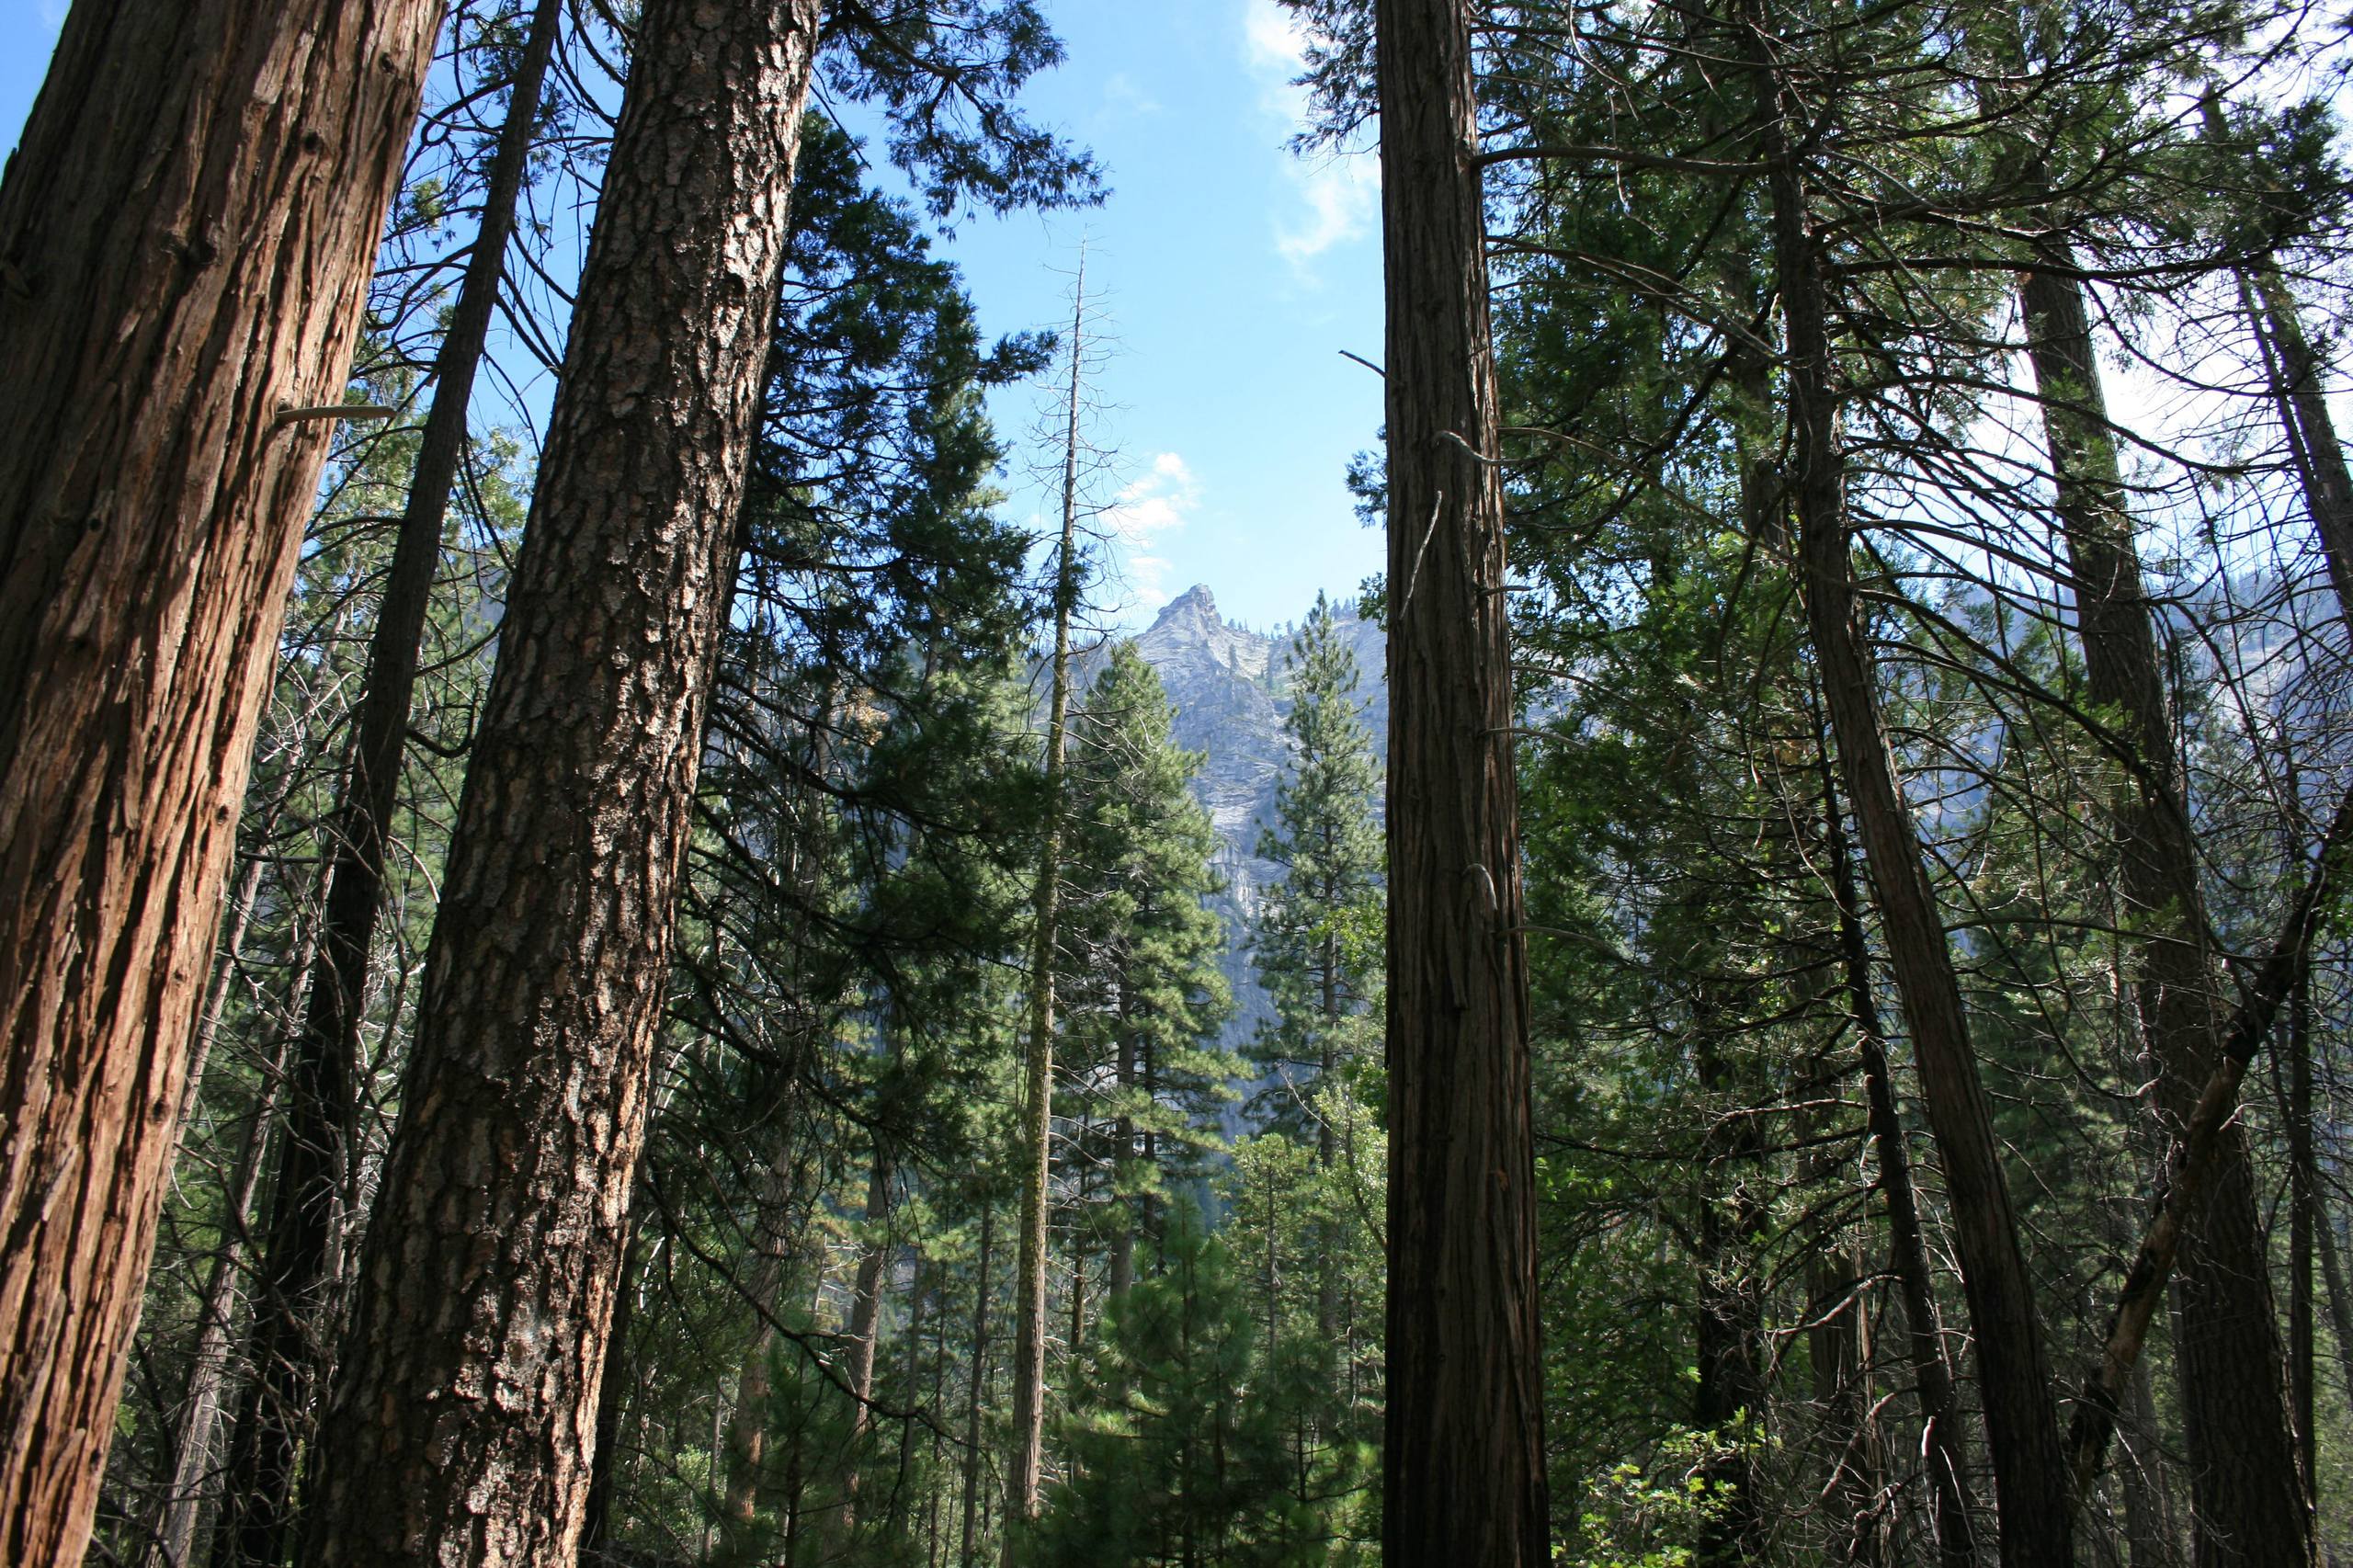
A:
1061 643 1237 1301
1248 592 1381 1364
1028 1199 1363 1568
1250 592 1383 1142
293 2 827 1555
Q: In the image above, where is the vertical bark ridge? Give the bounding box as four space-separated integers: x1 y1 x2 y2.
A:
0 3 439 1558
293 0 822 1558
1374 0 1551 1561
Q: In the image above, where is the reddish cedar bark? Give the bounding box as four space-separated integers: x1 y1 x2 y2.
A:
293 0 822 1560
1373 0 1551 1562
0 2 438 1559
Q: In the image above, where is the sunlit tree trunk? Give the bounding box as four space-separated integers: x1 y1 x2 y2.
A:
210 8 565 1559
0 3 437 1556
293 0 822 1558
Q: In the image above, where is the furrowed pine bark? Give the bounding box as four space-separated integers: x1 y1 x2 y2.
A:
292 0 822 1559
2021 250 2312 1567
0 3 438 1557
210 7 565 1561
1373 1 1551 1562
1004 270 1086 1552
1746 7 2075 1558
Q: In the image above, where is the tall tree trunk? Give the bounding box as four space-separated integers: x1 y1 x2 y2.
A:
2120 1356 2181 1568
1816 715 1979 1568
837 1151 893 1530
147 981 303 1568
961 1204 995 1568
1747 9 2075 1557
1108 1017 1136 1303
213 10 564 1561
889 1259 928 1541
1005 269 1086 1551
2283 940 2317 1495
2020 250 2312 1568
582 1213 646 1564
293 1 822 1559
1315 926 1341 1343
1692 1028 1767 1568
1373 1 1550 1561
1810 1238 1884 1567
0 4 438 1557
2243 260 2353 621
722 1131 807 1544
2063 785 2353 1503
2200 97 2353 624
2319 1167 2353 1417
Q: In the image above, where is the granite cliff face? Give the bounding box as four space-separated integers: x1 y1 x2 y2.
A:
1097 585 1386 1052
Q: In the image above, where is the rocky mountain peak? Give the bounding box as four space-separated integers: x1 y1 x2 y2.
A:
1108 585 1388 1069
1136 583 1271 684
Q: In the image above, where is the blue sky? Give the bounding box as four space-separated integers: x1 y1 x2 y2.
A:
0 0 1389 634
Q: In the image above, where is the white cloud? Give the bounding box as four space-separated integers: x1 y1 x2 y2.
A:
1100 451 1201 609
1100 71 1162 119
1240 0 1379 276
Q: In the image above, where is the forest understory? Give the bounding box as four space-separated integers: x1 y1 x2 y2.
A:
4 0 2353 1564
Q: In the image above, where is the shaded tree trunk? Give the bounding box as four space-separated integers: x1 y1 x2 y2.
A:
2200 96 2353 625
582 1213 646 1563
292 0 823 1559
1373 0 1550 1561
2020 250 2312 1568
722 1132 807 1544
147 994 300 1568
960 1204 995 1568
837 1151 893 1529
2065 786 2353 1517
0 3 438 1557
1108 1018 1136 1303
2120 1353 2182 1568
1810 1240 1884 1567
1005 271 1086 1551
1816 718 1979 1568
1747 8 2075 1557
1693 1028 1768 1568
210 10 564 1561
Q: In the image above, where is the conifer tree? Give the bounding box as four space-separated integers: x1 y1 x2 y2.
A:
1029 1200 1362 1568
1062 643 1237 1299
1251 593 1383 1141
1250 592 1381 1350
